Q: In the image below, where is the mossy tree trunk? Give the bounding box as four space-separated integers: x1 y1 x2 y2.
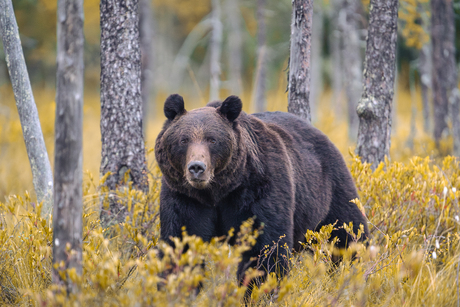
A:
431 0 459 153
0 0 53 216
356 0 398 169
100 0 148 227
288 0 313 123
52 0 84 291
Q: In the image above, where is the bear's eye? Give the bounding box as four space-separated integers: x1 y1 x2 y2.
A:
208 138 217 144
180 138 189 145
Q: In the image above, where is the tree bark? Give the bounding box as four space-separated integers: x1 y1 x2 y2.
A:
340 0 362 141
225 0 242 96
356 0 399 169
288 0 313 123
253 0 267 113
100 0 148 226
52 0 84 291
139 0 154 136
431 0 459 151
0 0 53 216
209 0 222 101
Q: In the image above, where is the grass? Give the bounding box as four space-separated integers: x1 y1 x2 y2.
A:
0 84 459 306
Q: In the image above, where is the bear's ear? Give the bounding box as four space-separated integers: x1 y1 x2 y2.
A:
164 94 186 120
219 95 242 122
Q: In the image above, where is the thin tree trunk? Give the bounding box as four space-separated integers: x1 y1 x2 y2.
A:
225 0 242 96
340 0 362 141
52 0 84 291
431 0 458 151
329 0 344 119
309 5 323 121
419 43 431 134
209 0 222 101
0 0 53 216
100 0 148 227
288 0 313 123
253 0 267 113
356 0 399 169
139 0 154 136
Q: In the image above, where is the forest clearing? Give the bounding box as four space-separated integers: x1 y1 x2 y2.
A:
1 0 460 306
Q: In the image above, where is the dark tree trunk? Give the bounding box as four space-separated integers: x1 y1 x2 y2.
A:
139 0 154 136
0 0 53 216
340 0 362 141
100 0 148 226
356 0 399 169
52 0 84 290
209 0 222 100
253 0 267 113
431 0 459 151
225 0 242 95
288 0 313 123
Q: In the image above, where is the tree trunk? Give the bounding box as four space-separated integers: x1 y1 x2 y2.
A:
225 0 242 96
253 0 267 113
52 0 84 291
309 5 323 122
356 0 398 169
100 0 148 227
340 0 362 141
419 43 431 134
139 0 154 136
209 0 222 101
431 0 458 151
288 0 313 123
329 0 344 120
0 0 53 216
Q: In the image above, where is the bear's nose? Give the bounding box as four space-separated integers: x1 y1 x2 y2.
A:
188 161 206 178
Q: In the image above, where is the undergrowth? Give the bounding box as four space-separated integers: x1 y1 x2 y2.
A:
1 154 460 306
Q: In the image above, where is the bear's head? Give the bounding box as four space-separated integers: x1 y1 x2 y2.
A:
157 94 243 190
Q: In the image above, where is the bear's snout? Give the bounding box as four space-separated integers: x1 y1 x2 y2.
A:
188 161 206 178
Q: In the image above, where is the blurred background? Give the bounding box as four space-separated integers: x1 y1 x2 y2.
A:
0 0 459 199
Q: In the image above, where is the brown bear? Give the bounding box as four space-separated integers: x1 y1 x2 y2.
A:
155 94 369 291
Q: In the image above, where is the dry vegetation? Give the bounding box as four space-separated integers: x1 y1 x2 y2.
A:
0 85 459 306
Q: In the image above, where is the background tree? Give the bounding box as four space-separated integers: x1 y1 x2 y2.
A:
288 0 313 123
356 0 399 168
52 0 84 290
431 0 459 153
209 0 222 100
139 0 155 136
225 0 242 96
0 0 53 216
253 0 267 112
100 0 148 226
340 0 363 141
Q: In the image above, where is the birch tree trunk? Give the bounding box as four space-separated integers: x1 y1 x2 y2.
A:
0 0 53 216
209 0 222 101
100 0 148 226
288 0 313 123
52 0 84 290
356 0 398 169
139 0 154 136
225 0 242 95
431 0 459 152
253 0 267 113
340 0 362 141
